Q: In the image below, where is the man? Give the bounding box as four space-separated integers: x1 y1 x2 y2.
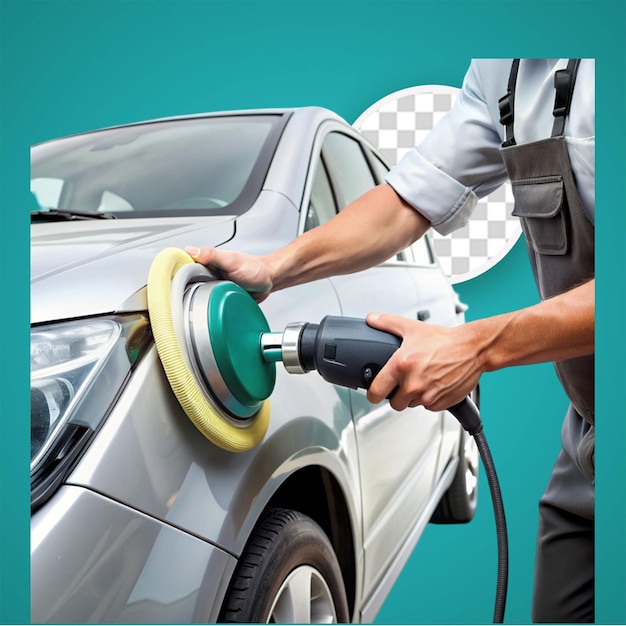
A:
186 59 595 622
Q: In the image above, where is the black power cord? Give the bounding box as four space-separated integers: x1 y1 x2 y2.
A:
279 317 510 623
474 429 509 623
449 398 508 624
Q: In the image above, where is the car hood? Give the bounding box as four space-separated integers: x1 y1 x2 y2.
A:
31 215 236 324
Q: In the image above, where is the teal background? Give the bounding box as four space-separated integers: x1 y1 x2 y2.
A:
1 0 624 623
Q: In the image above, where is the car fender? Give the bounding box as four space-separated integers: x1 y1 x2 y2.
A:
66 346 362 549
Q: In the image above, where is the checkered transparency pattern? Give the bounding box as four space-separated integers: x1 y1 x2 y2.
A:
353 85 521 283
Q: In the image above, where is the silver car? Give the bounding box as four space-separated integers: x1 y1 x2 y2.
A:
30 107 478 623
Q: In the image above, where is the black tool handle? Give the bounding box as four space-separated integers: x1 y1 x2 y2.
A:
299 315 402 390
299 315 482 432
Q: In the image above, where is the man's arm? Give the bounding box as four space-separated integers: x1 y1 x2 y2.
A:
186 184 430 301
186 183 594 415
366 279 595 411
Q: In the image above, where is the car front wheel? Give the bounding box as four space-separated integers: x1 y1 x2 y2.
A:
219 507 349 623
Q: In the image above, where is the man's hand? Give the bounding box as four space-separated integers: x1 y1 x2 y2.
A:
365 279 594 413
185 246 273 302
365 313 484 412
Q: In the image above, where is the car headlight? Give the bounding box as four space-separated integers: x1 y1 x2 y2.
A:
31 315 151 507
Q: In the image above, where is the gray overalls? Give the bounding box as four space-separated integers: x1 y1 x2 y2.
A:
499 59 595 623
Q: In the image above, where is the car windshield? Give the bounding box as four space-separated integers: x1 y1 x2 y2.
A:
30 114 285 219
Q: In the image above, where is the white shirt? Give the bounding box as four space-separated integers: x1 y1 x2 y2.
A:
386 59 595 235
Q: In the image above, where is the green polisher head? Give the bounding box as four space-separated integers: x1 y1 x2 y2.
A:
184 281 276 419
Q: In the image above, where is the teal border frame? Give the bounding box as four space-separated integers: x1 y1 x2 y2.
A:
1 1 624 623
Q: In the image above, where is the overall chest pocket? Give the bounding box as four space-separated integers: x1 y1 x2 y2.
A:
511 176 568 255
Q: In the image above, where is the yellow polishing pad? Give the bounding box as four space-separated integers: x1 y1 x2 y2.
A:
147 247 270 452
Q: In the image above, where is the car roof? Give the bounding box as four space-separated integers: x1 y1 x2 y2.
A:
32 106 350 146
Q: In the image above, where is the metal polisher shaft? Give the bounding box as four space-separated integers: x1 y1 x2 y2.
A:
260 323 309 374
259 332 283 363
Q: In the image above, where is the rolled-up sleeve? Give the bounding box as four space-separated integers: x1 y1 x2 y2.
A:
386 149 478 235
386 60 510 235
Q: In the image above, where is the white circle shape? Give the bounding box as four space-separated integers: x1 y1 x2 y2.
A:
354 85 521 284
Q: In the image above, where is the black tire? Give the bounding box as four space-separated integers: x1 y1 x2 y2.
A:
219 507 349 623
431 428 479 524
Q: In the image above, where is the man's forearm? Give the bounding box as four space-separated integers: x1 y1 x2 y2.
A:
186 183 430 301
471 278 595 372
264 184 430 292
366 278 595 411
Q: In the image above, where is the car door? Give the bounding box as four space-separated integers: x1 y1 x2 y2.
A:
301 128 445 602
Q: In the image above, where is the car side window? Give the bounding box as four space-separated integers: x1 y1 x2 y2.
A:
411 236 435 266
304 157 337 231
368 154 390 185
322 132 376 210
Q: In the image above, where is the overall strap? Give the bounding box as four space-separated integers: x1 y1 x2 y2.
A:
498 58 520 147
498 59 582 146
551 58 581 137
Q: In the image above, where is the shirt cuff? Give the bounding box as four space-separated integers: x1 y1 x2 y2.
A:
385 148 478 236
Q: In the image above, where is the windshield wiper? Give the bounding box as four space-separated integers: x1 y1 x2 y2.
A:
31 209 117 222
